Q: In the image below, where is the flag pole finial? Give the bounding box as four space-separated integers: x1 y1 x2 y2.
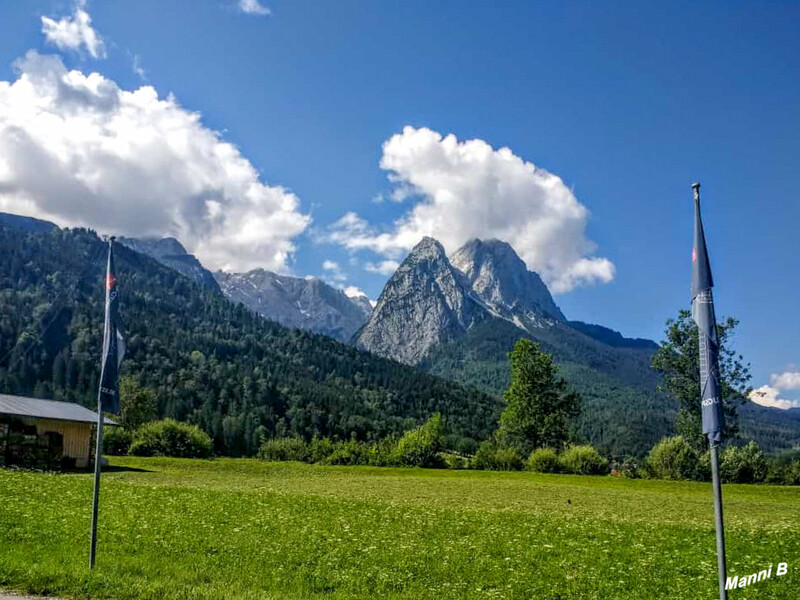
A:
692 182 701 203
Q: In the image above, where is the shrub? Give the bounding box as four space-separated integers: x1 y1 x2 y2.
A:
323 440 372 466
695 450 712 482
306 436 335 463
128 419 213 458
787 461 800 486
471 441 523 471
613 457 640 479
103 426 132 456
720 441 767 484
559 445 609 475
645 436 700 481
442 434 479 456
258 437 308 462
389 413 445 468
442 452 470 470
526 448 561 473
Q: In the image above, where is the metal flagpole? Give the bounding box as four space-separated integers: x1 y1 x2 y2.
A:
90 236 116 569
691 183 727 600
710 442 728 599
89 390 104 569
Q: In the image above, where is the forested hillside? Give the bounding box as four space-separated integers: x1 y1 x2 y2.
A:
421 319 674 456
0 226 500 455
423 316 800 456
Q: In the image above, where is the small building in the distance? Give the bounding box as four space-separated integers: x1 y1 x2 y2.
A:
0 394 116 469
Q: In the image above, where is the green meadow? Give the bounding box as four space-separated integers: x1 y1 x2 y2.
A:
1 458 798 600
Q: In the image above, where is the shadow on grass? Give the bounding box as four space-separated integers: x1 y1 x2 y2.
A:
59 465 154 475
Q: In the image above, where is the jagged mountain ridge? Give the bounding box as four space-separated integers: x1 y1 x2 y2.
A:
215 269 372 343
355 235 653 365
118 236 221 292
450 238 565 323
354 237 490 364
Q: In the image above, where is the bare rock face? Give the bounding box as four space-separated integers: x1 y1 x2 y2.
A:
450 238 565 324
118 237 220 292
354 237 490 364
214 269 372 343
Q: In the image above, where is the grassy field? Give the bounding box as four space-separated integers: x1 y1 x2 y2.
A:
1 458 798 600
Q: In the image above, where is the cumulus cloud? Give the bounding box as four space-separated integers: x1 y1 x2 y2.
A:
238 0 271 16
365 260 400 276
771 370 800 391
749 385 800 410
41 0 106 59
326 126 614 293
343 286 367 299
0 51 310 272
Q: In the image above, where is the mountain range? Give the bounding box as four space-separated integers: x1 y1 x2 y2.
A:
215 270 372 343
0 219 498 455
2 211 798 456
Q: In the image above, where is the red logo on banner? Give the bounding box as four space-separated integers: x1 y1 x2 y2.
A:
106 273 117 290
692 247 697 263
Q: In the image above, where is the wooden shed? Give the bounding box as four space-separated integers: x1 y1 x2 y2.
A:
0 394 116 469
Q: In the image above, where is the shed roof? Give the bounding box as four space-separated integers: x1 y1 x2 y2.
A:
0 394 117 425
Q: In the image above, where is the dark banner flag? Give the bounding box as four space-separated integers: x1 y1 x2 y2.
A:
691 185 724 444
98 240 125 414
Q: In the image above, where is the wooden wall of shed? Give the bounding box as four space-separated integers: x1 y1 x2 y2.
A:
28 418 92 468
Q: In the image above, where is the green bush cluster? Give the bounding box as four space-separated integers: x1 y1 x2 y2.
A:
643 437 800 485
525 446 610 475
471 442 524 471
557 445 610 475
103 426 133 456
258 414 445 468
720 441 767 484
526 448 560 473
128 419 213 459
470 443 610 475
644 436 706 481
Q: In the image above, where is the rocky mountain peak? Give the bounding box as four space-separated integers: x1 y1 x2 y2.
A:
450 238 565 323
354 237 489 364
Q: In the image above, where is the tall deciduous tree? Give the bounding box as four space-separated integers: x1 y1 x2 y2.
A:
496 339 580 454
119 375 159 430
651 310 751 448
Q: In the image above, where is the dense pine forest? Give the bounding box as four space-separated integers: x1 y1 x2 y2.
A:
0 225 501 455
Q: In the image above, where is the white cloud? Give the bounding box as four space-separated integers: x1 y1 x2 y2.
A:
326 126 614 293
322 260 346 283
771 370 800 391
41 0 106 59
131 54 147 81
343 286 367 299
238 0 271 16
749 385 800 410
365 260 400 276
0 51 310 273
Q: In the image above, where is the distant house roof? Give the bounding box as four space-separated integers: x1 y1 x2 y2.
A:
0 394 117 425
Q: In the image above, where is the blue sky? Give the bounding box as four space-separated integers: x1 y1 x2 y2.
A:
0 1 798 405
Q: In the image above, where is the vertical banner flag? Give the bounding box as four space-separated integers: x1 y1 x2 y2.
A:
691 184 723 444
98 241 125 414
